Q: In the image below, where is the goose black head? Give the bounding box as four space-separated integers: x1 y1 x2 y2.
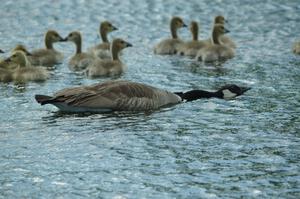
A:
218 84 251 99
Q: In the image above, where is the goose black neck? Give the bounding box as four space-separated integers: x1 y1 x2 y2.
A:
175 90 223 101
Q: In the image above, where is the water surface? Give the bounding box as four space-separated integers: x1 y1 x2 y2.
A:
0 0 300 198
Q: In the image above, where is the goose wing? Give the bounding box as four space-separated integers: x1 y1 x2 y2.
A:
51 80 181 111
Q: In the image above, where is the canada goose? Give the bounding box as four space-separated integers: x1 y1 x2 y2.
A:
31 30 65 67
64 31 94 71
35 80 250 113
213 15 236 49
85 38 132 78
5 51 49 83
196 24 235 62
0 44 34 70
177 21 208 57
293 41 300 54
0 49 4 53
88 21 118 59
153 16 187 55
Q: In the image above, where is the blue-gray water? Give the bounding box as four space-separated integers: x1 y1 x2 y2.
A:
0 0 300 198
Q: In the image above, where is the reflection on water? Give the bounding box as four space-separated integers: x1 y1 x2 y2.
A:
1 0 300 198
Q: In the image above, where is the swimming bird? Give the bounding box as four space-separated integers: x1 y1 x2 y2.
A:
0 44 34 70
5 51 49 83
85 38 132 78
177 21 207 57
153 16 187 55
35 80 250 113
196 24 235 62
88 21 118 59
30 30 65 67
64 31 94 71
293 41 300 54
213 15 236 49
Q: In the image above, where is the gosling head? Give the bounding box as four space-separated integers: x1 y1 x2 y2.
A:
214 15 228 25
213 24 230 35
5 51 28 67
45 30 65 43
217 84 251 99
100 21 118 33
12 44 32 56
64 31 81 43
171 16 187 29
112 38 133 51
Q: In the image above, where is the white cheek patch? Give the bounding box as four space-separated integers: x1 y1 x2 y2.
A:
222 89 237 99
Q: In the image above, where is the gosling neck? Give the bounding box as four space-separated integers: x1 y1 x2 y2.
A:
100 28 109 43
18 55 30 68
212 29 221 45
170 21 178 39
111 44 120 61
192 26 198 41
75 36 82 54
45 35 53 49
175 90 223 101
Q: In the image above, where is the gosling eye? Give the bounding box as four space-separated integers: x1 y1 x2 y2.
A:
120 41 125 44
69 33 73 37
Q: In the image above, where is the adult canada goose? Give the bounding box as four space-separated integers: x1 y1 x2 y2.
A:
153 16 187 55
88 21 118 59
35 80 250 113
293 41 300 54
5 51 49 83
0 49 4 53
85 38 132 78
31 30 65 67
177 21 207 57
213 15 236 49
64 31 94 71
196 24 235 62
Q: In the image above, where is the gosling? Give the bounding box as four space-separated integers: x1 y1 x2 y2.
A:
85 38 132 78
153 16 187 55
196 24 235 62
88 21 118 59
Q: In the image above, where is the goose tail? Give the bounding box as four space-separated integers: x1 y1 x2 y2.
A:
35 95 53 105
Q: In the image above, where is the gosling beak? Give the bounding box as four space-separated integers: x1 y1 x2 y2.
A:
60 37 67 42
126 42 133 47
224 28 230 34
112 26 118 31
182 23 188 28
0 49 4 53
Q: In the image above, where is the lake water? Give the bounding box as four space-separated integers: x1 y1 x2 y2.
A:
0 0 299 198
